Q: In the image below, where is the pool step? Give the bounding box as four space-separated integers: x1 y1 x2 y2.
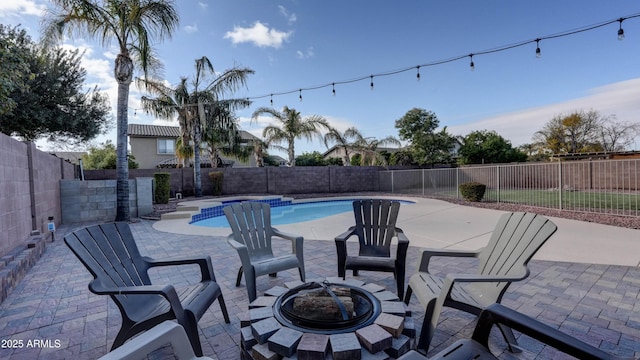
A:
161 211 195 220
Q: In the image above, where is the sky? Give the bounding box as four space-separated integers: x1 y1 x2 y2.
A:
2 1 640 156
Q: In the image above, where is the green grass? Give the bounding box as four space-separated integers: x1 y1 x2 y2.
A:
415 187 639 212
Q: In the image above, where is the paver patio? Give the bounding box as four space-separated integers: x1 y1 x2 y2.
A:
0 219 639 359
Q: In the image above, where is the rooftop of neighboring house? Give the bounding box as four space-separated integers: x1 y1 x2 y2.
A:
128 123 259 141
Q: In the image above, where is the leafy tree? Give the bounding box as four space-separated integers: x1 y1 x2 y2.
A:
251 106 330 166
43 0 180 221
389 149 415 166
323 126 363 166
533 110 602 154
352 136 401 166
295 151 342 166
0 25 31 117
395 108 457 165
350 153 362 166
1 47 111 144
458 130 527 165
82 141 138 169
138 56 253 195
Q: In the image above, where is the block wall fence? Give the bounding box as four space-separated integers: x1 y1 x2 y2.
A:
0 133 74 257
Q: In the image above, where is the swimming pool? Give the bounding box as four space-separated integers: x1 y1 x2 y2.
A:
191 199 414 228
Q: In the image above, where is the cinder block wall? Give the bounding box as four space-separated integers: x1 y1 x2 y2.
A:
0 134 74 259
0 135 32 257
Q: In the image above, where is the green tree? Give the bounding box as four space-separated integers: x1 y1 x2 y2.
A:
323 126 363 166
82 141 138 169
458 130 527 165
1 43 111 144
251 106 330 166
0 25 31 117
43 0 180 221
533 110 603 154
138 56 253 196
352 136 401 166
394 108 457 165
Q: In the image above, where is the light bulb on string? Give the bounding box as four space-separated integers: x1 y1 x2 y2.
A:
618 18 625 40
270 94 273 106
469 54 475 71
299 89 302 102
416 66 421 81
332 83 336 96
370 75 374 90
535 39 541 58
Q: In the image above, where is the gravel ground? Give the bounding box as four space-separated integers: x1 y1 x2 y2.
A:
149 192 640 230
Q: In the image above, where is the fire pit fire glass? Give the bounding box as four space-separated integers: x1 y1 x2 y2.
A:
273 281 381 334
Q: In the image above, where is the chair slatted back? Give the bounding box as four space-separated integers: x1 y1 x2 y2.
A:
353 199 401 257
64 222 154 306
475 212 557 294
224 202 275 259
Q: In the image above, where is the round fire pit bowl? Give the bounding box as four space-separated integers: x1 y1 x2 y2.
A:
239 277 416 359
273 281 382 334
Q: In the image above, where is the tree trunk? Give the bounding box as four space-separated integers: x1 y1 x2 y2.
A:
288 141 295 167
114 54 133 222
193 122 202 197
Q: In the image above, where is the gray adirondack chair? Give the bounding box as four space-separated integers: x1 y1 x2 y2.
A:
224 201 305 302
335 199 409 299
404 212 557 353
398 304 632 360
64 222 229 357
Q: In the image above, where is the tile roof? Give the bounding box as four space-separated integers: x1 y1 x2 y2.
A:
128 124 180 137
128 123 259 141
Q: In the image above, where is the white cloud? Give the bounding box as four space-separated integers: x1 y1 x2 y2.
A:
447 78 640 148
224 21 292 48
278 5 297 24
296 46 315 59
0 0 46 17
198 2 208 10
184 24 198 34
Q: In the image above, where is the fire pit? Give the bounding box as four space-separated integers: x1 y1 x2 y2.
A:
240 278 416 359
273 281 382 334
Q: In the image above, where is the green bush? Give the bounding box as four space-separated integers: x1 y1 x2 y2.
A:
154 173 171 204
459 182 486 202
209 171 224 196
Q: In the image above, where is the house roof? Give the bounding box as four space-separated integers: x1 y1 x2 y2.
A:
128 123 259 141
128 124 180 137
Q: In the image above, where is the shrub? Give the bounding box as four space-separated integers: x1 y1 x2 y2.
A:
459 182 486 202
153 172 171 204
209 171 223 196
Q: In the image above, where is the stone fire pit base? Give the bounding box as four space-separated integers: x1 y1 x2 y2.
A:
239 277 416 360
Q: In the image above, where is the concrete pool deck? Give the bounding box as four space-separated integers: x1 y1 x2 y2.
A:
154 195 640 267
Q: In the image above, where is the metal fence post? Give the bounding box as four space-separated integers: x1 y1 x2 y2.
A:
456 167 460 199
496 165 501 203
558 161 563 210
422 169 425 196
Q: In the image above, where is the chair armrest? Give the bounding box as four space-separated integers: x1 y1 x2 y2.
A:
227 236 252 271
98 321 214 360
418 247 482 273
473 304 633 360
272 227 303 242
395 228 409 245
334 226 357 242
437 269 529 306
146 256 216 282
91 282 183 308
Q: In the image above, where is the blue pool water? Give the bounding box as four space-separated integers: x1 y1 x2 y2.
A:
191 199 413 228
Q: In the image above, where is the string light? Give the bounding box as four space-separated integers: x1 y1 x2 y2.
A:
299 89 302 102
332 83 336 96
618 18 625 40
220 12 639 104
270 94 273 106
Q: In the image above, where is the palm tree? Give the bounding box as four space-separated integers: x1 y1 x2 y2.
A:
323 126 363 166
251 106 330 166
42 0 179 221
353 136 401 166
138 56 252 196
201 104 249 168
